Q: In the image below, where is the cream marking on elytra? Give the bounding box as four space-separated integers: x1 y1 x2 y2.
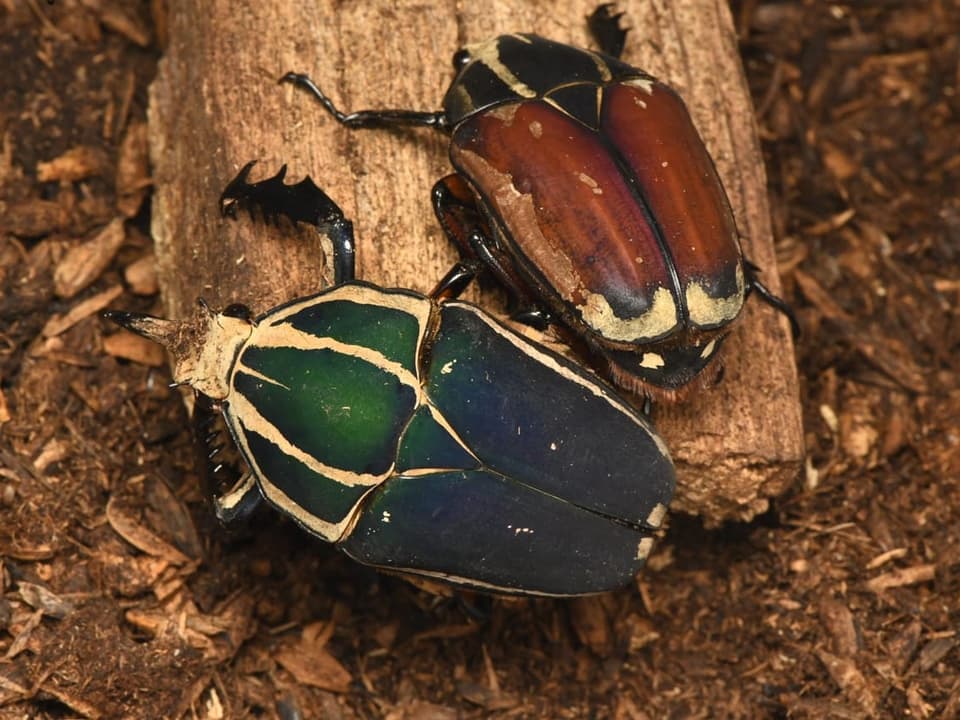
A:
440 359 456 375
381 510 391 524
624 76 655 94
456 148 586 304
242 330 421 393
638 352 665 370
266 284 432 329
528 120 542 138
228 391 389 489
417 402 479 463
579 286 679 342
699 338 718 360
468 36 537 99
353 563 581 597
446 302 670 458
577 172 603 195
225 408 377 541
636 536 655 560
645 502 668 529
235 365 291 390
213 472 257 513
684 264 745 327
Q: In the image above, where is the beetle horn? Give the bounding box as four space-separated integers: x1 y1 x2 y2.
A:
103 306 253 400
102 310 181 348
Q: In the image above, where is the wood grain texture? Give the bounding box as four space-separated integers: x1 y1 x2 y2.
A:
148 0 803 523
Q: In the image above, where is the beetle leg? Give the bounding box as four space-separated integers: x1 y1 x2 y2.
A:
430 260 482 301
587 4 629 59
432 176 552 325
743 260 800 338
220 161 357 283
432 175 485 260
281 72 448 130
212 472 263 524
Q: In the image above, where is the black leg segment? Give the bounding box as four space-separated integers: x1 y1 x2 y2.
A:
587 4 629 59
744 259 800 338
220 160 357 283
281 72 448 130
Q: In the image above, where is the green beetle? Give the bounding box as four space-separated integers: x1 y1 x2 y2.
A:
106 164 675 596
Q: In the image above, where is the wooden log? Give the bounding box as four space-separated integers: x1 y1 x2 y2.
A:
148 0 803 523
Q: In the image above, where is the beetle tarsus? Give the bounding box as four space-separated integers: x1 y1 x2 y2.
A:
220 161 357 283
587 4 629 59
281 72 448 130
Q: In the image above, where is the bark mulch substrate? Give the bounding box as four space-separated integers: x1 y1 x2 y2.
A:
1 2 958 717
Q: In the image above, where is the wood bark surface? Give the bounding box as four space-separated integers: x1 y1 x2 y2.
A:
148 0 803 523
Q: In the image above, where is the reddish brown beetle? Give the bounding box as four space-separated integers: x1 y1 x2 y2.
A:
281 6 794 399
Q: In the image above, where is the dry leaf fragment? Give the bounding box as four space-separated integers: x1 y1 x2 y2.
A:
274 635 352 693
4 608 43 660
18 581 74 619
54 218 126 298
105 496 193 565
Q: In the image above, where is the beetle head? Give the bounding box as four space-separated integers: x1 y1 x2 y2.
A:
103 302 254 400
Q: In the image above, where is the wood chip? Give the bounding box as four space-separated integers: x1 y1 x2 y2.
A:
866 564 936 592
105 496 193 565
6 197 64 236
569 596 613 656
32 437 70 474
54 218 126 298
42 284 123 338
274 630 352 693
102 330 166 366
865 547 907 570
38 681 104 719
816 649 879 717
819 596 859 657
911 637 957 674
115 122 150 217
889 619 922 673
83 0 151 46
36 145 109 183
123 252 158 295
